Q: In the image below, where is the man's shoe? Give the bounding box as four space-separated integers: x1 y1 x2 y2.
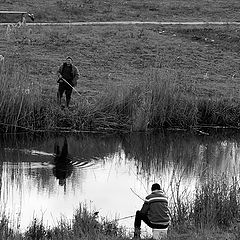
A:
131 235 141 240
133 228 141 239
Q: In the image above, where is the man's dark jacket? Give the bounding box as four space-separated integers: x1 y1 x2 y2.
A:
140 189 170 226
57 63 79 87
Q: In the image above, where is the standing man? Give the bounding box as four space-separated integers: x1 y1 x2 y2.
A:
57 56 79 108
133 183 170 239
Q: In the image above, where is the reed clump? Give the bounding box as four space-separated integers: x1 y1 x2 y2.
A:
93 69 199 131
93 69 240 131
170 173 240 236
0 58 48 132
0 214 15 240
0 205 127 240
197 97 240 126
193 174 240 229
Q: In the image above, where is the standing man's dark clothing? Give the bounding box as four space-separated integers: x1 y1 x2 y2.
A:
57 56 79 107
134 183 170 238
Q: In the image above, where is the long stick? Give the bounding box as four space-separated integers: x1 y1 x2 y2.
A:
116 215 135 221
130 188 145 201
61 78 82 97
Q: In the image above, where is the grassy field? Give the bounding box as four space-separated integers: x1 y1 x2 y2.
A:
1 23 240 98
0 0 240 23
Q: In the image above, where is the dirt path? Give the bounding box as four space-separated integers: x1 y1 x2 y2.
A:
0 21 240 26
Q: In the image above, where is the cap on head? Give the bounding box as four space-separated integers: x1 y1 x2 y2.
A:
66 56 73 61
151 183 161 191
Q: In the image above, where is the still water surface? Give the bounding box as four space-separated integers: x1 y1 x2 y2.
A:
0 131 240 234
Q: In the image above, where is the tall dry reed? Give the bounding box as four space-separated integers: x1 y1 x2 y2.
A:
93 69 199 131
169 172 240 233
0 57 47 132
194 174 240 229
95 68 240 131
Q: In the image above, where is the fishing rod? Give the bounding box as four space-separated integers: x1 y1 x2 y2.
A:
116 215 135 221
130 187 145 201
60 77 82 97
108 189 143 223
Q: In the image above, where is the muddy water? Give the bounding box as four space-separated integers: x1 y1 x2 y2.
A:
0 131 240 234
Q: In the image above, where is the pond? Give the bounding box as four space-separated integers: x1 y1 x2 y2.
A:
0 130 240 235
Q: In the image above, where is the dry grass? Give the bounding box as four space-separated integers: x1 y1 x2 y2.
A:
194 174 240 229
0 56 46 132
0 204 128 240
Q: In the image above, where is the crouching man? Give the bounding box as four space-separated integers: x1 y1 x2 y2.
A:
133 183 170 239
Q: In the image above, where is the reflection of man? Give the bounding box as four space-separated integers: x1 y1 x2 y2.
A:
53 138 73 186
133 183 170 239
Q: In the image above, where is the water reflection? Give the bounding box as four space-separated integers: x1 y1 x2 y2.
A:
122 131 240 179
0 131 240 232
53 138 73 186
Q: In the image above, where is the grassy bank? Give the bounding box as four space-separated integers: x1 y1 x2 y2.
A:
1 55 240 133
1 174 240 240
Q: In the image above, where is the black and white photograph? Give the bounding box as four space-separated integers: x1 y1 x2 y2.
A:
0 1 240 239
